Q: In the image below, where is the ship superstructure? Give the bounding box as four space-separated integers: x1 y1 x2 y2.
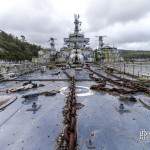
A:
64 14 89 50
60 14 93 65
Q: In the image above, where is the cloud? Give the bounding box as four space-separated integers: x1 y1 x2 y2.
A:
0 0 73 48
0 0 150 50
85 0 150 50
86 0 150 31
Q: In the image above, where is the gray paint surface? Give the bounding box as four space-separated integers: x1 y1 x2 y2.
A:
0 68 150 150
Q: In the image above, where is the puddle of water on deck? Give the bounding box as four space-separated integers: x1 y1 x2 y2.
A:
60 86 94 97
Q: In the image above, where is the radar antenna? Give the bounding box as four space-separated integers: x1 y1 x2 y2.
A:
48 37 57 50
95 36 106 49
74 14 81 34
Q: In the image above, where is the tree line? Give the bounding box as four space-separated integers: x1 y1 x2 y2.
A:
120 50 150 61
0 30 41 61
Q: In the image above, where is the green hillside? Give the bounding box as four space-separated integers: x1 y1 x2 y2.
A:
0 30 41 61
120 50 150 61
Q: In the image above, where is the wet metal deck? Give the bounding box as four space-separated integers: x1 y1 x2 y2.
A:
0 68 150 150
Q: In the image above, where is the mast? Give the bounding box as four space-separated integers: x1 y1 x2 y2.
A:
74 14 81 34
96 36 106 50
49 37 56 50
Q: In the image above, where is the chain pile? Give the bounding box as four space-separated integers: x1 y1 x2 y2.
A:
56 76 77 150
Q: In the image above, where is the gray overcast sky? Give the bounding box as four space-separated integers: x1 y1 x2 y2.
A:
0 0 150 50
